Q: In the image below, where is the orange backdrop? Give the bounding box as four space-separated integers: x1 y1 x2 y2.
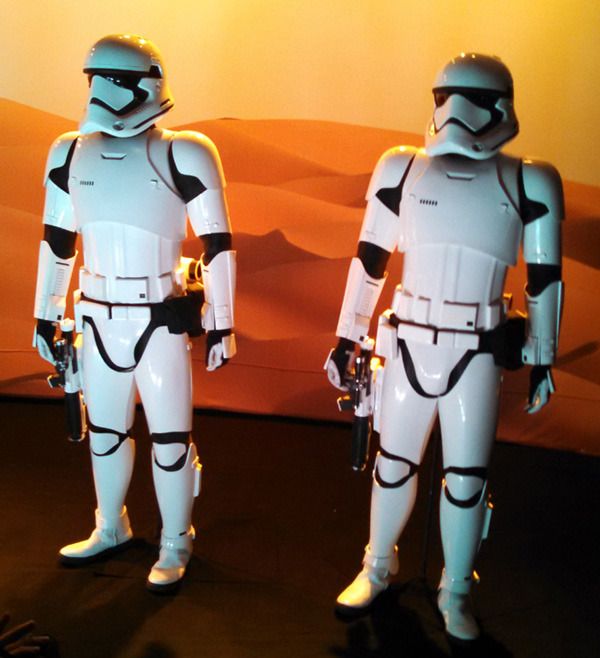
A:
1 2 599 455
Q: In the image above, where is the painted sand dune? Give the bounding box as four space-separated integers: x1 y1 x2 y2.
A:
1 99 598 455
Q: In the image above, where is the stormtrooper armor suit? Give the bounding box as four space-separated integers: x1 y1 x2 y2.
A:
326 53 563 640
33 35 236 592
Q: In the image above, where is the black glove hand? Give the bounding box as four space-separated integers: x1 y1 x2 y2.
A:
325 337 356 390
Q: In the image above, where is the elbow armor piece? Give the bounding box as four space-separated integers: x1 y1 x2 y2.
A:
522 279 563 366
200 250 236 331
33 240 77 323
336 257 387 343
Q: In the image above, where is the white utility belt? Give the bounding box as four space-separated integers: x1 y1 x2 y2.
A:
73 290 154 332
375 311 485 358
78 268 183 307
391 290 504 334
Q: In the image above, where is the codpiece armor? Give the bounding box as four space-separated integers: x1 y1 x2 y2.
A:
326 53 563 640
33 34 236 592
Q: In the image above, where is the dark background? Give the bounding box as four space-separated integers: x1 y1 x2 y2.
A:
1 398 598 658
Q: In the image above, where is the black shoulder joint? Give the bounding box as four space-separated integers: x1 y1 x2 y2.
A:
168 142 207 203
48 138 77 194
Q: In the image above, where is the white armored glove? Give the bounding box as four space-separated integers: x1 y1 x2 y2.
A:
206 329 236 372
525 365 555 414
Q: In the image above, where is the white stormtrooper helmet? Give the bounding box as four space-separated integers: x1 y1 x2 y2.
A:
80 34 174 138
425 53 518 159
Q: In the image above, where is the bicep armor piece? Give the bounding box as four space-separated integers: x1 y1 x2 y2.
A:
169 130 231 236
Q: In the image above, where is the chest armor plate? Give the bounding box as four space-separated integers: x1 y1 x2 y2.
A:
399 153 522 266
69 130 186 240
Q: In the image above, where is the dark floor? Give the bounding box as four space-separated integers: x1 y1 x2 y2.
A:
0 398 598 658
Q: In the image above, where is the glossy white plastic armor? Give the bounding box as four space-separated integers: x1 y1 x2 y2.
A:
426 53 518 160
201 250 236 331
80 34 174 138
330 54 563 640
33 35 234 591
335 258 387 343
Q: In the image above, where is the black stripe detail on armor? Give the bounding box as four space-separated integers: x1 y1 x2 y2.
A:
132 320 160 364
375 155 416 216
357 241 391 279
44 225 77 259
398 339 436 399
132 105 173 130
201 233 233 265
518 161 550 225
151 431 190 445
527 263 562 297
48 138 77 194
398 339 479 399
153 445 189 472
84 66 162 79
374 449 419 488
167 140 208 202
379 446 418 465
373 446 419 489
444 350 478 396
443 466 488 479
88 421 130 456
443 486 484 509
83 316 137 373
442 466 488 509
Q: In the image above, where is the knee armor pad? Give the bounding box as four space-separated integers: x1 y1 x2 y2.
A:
89 422 132 457
442 466 488 508
374 447 419 488
152 435 202 497
443 468 493 542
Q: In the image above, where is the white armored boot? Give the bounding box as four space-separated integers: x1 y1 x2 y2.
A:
147 441 200 592
335 545 399 615
437 569 480 641
60 433 135 564
59 506 133 564
147 527 195 592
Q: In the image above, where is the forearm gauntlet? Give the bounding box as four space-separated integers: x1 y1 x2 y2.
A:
336 257 386 343
522 280 563 366
200 250 236 331
33 240 76 323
